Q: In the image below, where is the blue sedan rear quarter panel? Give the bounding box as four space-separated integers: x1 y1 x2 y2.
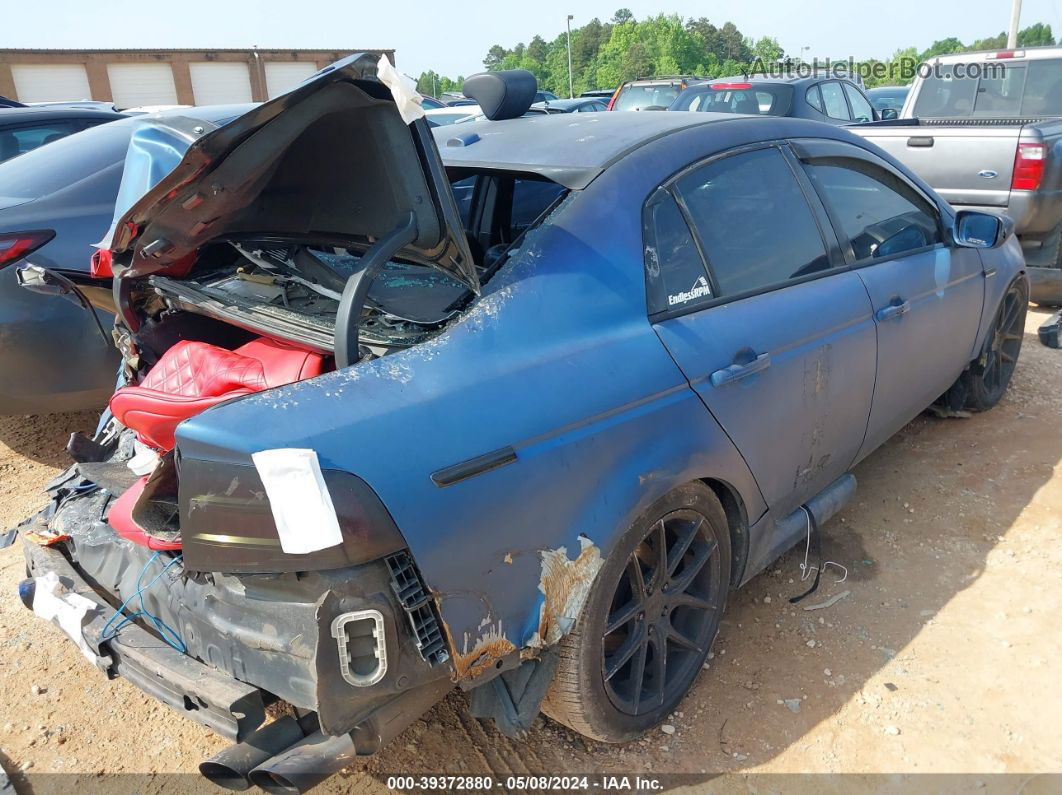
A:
174 128 767 677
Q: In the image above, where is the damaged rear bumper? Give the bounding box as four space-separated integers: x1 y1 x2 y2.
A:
18 488 453 744
23 540 266 741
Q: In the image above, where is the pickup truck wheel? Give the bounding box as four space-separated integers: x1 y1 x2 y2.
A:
541 482 730 742
962 279 1027 411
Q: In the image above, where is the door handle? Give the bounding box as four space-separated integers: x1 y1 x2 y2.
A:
710 352 771 387
876 299 910 322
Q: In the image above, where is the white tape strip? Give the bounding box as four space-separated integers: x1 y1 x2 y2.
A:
32 571 98 663
377 54 426 125
252 448 343 554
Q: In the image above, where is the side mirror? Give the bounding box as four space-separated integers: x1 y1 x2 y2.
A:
880 108 898 121
953 210 1012 249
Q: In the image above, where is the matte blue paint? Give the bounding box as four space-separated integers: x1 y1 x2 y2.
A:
171 114 1024 666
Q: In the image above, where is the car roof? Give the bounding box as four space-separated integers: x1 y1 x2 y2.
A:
436 111 741 189
0 106 125 123
703 75 851 88
534 98 601 110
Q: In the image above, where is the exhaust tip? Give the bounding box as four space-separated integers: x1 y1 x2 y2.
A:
198 760 252 791
248 769 301 795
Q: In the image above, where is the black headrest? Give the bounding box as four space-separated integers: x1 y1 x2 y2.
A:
463 70 537 121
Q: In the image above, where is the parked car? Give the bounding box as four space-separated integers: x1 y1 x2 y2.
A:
11 60 1025 793
29 100 120 113
670 76 881 124
609 76 704 111
0 106 123 163
853 47 1062 304
580 88 615 98
418 95 447 110
866 85 909 114
0 105 251 415
424 103 481 126
528 97 608 113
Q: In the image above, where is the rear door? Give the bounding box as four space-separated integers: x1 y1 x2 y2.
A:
792 139 986 457
649 144 878 515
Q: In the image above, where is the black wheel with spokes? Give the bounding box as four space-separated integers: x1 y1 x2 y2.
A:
542 483 730 742
961 279 1028 411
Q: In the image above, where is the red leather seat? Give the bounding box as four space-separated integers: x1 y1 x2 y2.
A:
110 337 326 450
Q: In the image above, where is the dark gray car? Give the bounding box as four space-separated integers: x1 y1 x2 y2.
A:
670 76 882 124
0 105 251 414
0 106 124 164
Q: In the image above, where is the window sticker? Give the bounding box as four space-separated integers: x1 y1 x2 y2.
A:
667 275 712 307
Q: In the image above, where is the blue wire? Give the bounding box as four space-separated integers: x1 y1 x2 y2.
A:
100 551 187 653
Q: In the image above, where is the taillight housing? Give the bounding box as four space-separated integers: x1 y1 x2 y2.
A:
90 248 113 279
1012 142 1046 191
0 230 54 269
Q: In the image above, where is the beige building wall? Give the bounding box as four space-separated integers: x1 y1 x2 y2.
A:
0 49 396 106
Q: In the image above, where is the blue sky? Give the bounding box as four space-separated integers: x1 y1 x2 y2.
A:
6 0 1061 79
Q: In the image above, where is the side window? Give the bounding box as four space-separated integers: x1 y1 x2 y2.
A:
511 178 566 232
0 121 82 163
843 83 874 123
820 82 851 120
675 147 831 296
803 158 942 261
806 85 824 113
450 176 477 228
643 188 712 314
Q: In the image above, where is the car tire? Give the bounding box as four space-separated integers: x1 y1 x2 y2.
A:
956 278 1028 412
541 482 730 742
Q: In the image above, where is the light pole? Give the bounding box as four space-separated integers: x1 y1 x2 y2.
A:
1007 0 1023 48
564 15 573 98
800 45 810 64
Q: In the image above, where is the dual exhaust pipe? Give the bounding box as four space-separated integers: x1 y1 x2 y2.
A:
200 678 450 793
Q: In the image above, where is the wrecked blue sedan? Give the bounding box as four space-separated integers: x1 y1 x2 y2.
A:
11 54 1027 791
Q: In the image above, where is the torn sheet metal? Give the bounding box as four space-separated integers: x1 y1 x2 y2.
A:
527 536 603 649
446 618 518 680
251 448 342 554
377 54 425 125
31 571 98 663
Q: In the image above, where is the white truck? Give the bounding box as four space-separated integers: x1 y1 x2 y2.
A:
853 47 1062 304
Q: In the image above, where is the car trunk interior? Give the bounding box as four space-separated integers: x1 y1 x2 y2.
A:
101 168 568 552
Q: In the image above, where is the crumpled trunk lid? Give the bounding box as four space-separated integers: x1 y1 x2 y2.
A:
102 52 477 291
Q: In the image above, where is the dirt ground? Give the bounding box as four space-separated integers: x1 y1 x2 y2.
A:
1 308 1060 793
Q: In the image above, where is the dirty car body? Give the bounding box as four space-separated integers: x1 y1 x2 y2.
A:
11 57 1027 785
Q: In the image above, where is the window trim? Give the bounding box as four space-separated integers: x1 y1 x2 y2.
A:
805 84 824 113
791 138 949 268
644 141 848 322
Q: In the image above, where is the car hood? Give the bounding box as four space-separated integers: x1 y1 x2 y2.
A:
103 52 478 291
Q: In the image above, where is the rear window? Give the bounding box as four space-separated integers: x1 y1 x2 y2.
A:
913 59 1062 117
614 83 682 112
671 84 793 116
0 118 130 199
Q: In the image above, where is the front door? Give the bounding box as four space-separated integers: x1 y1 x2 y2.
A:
646 145 878 516
792 140 986 458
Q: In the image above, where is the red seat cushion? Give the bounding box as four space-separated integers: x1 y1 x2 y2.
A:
109 338 327 450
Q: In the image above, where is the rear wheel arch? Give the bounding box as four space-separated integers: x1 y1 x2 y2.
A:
699 477 749 589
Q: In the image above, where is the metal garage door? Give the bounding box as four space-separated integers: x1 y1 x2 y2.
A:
189 62 253 105
265 62 318 98
107 63 178 109
11 64 92 102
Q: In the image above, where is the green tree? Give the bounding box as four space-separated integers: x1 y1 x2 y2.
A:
751 36 784 64
483 45 509 69
612 8 634 25
1018 23 1055 47
921 37 966 60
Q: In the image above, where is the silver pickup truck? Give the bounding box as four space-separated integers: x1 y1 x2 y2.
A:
853 47 1062 304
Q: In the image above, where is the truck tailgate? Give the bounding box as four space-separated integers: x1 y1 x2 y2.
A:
854 124 1022 207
